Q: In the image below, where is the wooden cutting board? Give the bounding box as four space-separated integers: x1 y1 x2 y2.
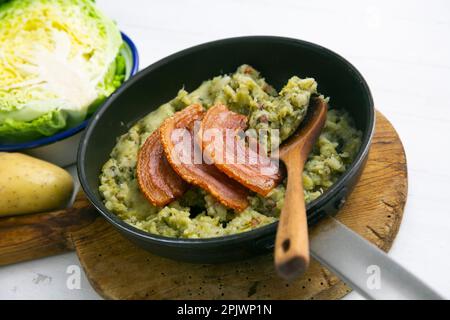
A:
0 111 407 300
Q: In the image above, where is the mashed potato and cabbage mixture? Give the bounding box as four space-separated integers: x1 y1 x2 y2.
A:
99 65 362 238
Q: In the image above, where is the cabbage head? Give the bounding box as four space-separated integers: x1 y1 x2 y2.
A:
0 0 125 142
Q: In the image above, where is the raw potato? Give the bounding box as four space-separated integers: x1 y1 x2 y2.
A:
0 153 74 216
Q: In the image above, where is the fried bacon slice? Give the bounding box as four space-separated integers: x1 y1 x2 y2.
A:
198 104 283 196
160 104 249 211
137 130 188 207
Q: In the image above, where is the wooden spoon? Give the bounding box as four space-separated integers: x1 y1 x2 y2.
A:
275 97 328 281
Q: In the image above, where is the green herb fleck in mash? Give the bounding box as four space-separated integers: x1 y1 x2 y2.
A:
99 65 362 238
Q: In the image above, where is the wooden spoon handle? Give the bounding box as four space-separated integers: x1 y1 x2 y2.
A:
275 150 310 280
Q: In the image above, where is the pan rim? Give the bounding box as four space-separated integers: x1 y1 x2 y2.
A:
77 35 375 247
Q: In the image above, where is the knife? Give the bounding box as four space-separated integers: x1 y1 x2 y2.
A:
310 216 444 299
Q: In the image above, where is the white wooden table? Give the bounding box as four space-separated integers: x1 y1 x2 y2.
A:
1 0 449 300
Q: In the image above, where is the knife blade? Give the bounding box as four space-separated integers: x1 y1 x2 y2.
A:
310 216 444 299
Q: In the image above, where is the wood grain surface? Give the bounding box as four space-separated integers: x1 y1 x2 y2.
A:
0 193 93 266
0 111 407 300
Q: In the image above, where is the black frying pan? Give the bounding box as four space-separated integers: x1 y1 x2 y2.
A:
77 36 375 264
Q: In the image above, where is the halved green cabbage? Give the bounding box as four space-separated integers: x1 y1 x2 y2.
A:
0 0 125 142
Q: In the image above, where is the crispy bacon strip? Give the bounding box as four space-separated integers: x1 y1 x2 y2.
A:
137 130 188 207
160 104 249 211
199 104 283 196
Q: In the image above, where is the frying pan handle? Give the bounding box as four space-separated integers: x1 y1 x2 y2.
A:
310 216 444 299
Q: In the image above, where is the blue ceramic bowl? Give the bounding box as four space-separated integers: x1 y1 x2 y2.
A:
0 32 139 167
